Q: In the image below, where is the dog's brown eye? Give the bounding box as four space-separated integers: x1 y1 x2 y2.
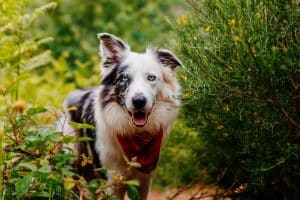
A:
147 75 156 81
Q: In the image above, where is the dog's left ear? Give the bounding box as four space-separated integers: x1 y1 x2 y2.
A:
97 33 130 64
156 49 183 70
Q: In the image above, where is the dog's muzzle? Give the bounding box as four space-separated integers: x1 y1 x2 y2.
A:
132 95 147 109
130 94 150 127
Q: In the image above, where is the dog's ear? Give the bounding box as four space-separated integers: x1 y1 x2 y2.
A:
97 33 130 64
156 49 183 70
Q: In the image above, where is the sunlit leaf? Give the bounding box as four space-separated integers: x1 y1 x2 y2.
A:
26 106 47 115
69 121 95 129
38 165 51 173
64 177 76 191
63 135 77 144
73 136 93 142
124 179 140 186
16 175 32 197
17 162 37 171
46 132 63 142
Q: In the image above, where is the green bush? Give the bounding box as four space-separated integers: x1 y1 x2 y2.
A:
176 0 299 199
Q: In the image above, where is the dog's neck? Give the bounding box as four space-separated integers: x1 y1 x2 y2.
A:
116 129 164 174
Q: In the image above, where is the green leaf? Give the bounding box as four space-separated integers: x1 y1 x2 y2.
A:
73 136 93 142
38 165 51 173
26 107 47 115
63 135 92 144
127 185 140 200
68 121 95 129
124 179 140 186
16 175 32 197
17 162 37 171
63 136 77 144
46 132 62 142
64 177 76 191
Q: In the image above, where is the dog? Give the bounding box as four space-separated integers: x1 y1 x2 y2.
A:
56 33 182 199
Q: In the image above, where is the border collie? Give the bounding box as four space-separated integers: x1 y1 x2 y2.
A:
57 33 182 199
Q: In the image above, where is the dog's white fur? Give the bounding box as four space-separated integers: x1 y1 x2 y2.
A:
58 33 182 199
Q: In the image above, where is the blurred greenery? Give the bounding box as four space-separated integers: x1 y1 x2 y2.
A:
176 0 299 199
2 0 299 199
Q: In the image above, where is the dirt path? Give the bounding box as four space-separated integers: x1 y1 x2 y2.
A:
125 186 226 200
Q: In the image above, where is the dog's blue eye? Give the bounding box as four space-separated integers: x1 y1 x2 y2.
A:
147 75 156 81
120 75 129 82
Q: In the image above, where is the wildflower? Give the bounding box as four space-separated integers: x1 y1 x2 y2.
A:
81 154 93 167
205 25 212 32
181 75 188 81
62 51 70 58
282 47 288 52
216 123 224 130
182 93 190 98
234 35 242 42
247 67 252 72
193 36 197 41
12 100 27 113
176 15 188 26
224 105 230 112
234 183 247 193
228 18 236 26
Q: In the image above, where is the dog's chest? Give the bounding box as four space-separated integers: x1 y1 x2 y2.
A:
116 130 163 174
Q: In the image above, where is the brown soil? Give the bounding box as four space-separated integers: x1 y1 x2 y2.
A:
125 186 231 200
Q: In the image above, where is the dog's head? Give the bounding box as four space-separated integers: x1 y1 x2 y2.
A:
97 33 182 128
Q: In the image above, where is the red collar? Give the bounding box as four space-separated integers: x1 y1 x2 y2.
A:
117 129 164 174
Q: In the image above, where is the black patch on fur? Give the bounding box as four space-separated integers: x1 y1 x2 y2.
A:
157 50 181 69
66 88 104 180
100 65 130 108
103 58 116 68
100 34 126 50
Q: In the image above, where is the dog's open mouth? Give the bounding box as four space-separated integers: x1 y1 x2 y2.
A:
131 111 148 127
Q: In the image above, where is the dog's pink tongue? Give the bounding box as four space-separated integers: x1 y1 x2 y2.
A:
117 129 164 174
132 112 147 126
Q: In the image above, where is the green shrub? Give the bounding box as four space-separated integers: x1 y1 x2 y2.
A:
154 121 203 187
176 0 300 199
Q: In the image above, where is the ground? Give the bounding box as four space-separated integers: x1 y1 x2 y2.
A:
125 186 229 200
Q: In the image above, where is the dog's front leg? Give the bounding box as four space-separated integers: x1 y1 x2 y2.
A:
106 170 127 199
137 174 152 200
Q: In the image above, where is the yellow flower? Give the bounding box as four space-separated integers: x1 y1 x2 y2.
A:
205 25 212 32
182 93 190 98
234 36 242 42
12 100 27 113
228 18 236 26
282 47 288 52
81 154 93 167
176 16 188 26
216 123 224 130
224 105 230 112
61 51 70 58
181 75 188 81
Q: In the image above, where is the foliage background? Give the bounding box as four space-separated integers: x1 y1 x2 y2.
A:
176 0 299 199
1 0 299 199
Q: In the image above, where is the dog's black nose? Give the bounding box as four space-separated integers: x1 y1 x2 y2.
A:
132 95 147 109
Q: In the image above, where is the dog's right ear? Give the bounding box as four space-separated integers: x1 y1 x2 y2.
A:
97 33 130 66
